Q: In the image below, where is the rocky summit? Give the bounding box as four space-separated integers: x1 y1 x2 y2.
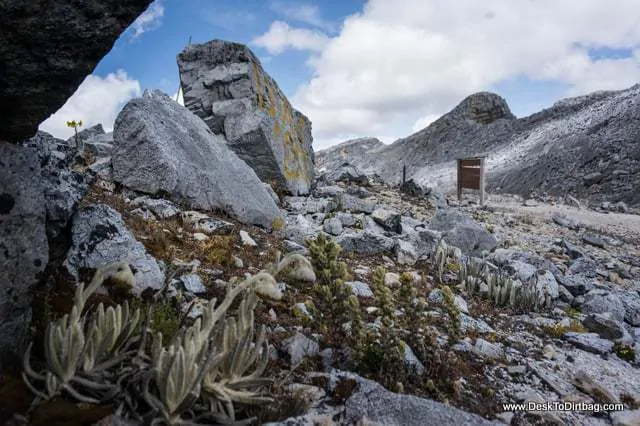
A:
317 87 640 207
0 0 154 143
178 40 315 196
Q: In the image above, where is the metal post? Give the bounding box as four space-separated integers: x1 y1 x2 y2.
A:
457 159 462 201
402 164 406 186
479 157 486 206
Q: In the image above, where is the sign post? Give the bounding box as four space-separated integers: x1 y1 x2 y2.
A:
457 157 486 205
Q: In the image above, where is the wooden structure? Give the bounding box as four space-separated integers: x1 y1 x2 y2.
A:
457 157 486 205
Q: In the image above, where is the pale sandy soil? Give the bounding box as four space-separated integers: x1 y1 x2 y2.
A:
484 194 640 245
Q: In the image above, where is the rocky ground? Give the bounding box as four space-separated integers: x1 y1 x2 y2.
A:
4 137 640 425
3 30 640 426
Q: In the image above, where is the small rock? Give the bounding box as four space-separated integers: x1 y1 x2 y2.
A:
193 232 209 241
281 332 320 365
345 281 374 298
507 365 527 375
614 201 629 213
395 239 418 266
582 313 627 340
174 274 206 294
562 239 584 259
542 344 557 359
233 256 244 268
552 213 580 230
239 230 258 247
384 272 401 287
323 217 344 236
582 233 607 248
563 332 614 355
472 338 504 360
495 412 515 425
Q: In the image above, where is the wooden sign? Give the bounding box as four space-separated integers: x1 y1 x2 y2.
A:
457 157 486 205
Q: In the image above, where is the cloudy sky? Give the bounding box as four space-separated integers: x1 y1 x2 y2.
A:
39 0 640 150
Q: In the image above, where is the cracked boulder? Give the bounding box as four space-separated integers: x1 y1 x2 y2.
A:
178 40 314 195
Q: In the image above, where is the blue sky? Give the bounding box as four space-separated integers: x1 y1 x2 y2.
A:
40 0 640 149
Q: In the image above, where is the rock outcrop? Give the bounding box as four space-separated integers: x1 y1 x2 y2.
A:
316 85 640 206
177 40 314 195
65 204 165 294
24 132 90 239
0 142 48 370
0 0 154 143
112 90 283 229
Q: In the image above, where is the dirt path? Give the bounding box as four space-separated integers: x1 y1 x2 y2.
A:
485 196 640 244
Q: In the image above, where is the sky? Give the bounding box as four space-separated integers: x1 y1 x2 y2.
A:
39 0 640 150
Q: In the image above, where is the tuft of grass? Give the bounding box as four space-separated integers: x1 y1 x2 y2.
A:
615 343 636 363
545 320 586 338
271 216 286 232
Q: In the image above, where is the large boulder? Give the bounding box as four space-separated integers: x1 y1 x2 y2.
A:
0 142 48 371
65 204 164 294
112 90 282 229
0 0 154 143
177 40 314 195
428 209 498 256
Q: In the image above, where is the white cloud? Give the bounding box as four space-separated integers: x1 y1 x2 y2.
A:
130 1 164 39
269 1 336 32
293 0 640 146
39 70 141 139
253 21 330 55
174 87 184 106
411 114 440 133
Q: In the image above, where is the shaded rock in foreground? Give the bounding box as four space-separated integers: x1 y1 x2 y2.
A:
65 204 164 294
112 90 282 229
0 0 154 142
0 142 49 372
342 371 500 426
178 40 314 195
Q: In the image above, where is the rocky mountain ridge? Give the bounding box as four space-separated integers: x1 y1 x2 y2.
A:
317 85 640 207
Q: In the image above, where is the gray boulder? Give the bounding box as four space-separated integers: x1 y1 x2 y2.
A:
342 371 500 426
582 290 626 322
178 40 314 195
23 132 90 238
0 0 153 142
336 231 395 255
338 193 377 214
112 90 282 229
280 332 319 366
323 217 343 236
0 142 48 371
371 208 402 233
284 214 321 245
321 162 370 186
65 204 165 294
429 209 497 256
563 332 614 355
69 125 114 158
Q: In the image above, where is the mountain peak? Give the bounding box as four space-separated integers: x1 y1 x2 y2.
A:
450 92 515 124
